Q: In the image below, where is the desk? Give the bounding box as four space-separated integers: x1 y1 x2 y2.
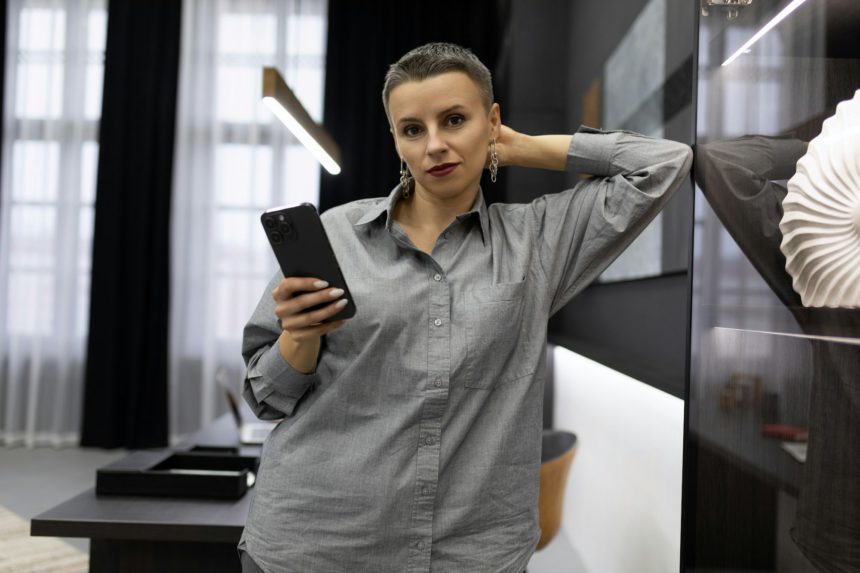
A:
31 415 260 573
698 400 803 496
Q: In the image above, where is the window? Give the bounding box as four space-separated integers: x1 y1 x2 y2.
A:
170 0 328 438
0 0 108 446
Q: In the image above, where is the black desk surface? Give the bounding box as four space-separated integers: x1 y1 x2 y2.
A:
31 414 262 543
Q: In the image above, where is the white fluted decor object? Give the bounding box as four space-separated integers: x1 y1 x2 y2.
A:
779 89 860 308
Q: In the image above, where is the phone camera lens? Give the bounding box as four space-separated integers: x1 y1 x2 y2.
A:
270 232 283 244
279 222 292 234
264 218 276 229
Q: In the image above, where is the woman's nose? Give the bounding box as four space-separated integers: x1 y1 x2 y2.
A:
425 128 448 155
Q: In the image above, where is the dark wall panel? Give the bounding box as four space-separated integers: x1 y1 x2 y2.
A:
548 273 689 398
504 0 696 396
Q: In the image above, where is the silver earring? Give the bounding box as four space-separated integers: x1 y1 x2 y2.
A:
399 159 412 198
489 138 499 183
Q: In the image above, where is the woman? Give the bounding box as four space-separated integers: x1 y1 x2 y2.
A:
238 42 692 573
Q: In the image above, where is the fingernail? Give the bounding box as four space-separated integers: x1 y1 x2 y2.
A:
313 280 329 289
335 299 348 308
329 288 345 298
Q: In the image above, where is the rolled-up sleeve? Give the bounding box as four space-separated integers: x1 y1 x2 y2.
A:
242 270 322 419
530 126 693 316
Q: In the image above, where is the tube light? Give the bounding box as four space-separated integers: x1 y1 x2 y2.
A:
721 0 809 67
262 67 342 175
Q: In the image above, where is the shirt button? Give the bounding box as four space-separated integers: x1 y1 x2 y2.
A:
425 436 435 446
421 486 431 496
433 318 442 327
433 273 442 281
434 377 443 387
418 540 426 550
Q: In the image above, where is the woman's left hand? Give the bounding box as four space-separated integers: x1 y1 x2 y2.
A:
489 124 524 168
489 125 573 172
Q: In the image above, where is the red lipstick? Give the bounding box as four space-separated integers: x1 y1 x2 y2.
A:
427 163 458 177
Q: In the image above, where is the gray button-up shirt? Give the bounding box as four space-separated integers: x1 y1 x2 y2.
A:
239 127 693 573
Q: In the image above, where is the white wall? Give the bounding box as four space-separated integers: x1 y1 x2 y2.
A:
552 346 684 573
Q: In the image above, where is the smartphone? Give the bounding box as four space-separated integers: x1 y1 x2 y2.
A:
261 203 356 322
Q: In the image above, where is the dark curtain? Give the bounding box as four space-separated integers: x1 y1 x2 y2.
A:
319 0 510 212
81 0 181 448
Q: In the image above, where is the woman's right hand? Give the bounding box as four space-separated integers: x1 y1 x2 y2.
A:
272 277 349 343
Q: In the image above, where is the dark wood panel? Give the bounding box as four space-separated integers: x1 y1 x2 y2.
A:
90 539 240 573
690 444 778 569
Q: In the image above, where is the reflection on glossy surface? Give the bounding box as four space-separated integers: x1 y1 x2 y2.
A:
694 134 860 571
695 134 807 310
780 89 860 309
687 0 860 570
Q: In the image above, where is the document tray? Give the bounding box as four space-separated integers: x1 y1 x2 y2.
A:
96 449 259 499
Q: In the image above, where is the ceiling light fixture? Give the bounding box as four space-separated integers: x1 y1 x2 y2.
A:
721 0 809 67
262 67 341 175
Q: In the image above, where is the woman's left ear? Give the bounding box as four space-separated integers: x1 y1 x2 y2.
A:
489 103 501 139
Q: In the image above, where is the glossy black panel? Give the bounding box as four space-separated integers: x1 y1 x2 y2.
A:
685 0 860 570
539 0 696 395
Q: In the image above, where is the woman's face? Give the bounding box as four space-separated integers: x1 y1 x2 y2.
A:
387 71 500 202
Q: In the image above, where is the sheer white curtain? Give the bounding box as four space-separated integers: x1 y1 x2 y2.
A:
0 0 107 447
170 0 327 440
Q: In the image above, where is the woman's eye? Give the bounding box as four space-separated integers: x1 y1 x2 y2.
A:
403 125 422 137
448 115 465 126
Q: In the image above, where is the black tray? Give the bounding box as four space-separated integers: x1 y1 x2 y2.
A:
96 449 259 499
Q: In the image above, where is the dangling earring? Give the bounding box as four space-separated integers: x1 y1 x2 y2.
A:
399 159 412 198
489 138 499 183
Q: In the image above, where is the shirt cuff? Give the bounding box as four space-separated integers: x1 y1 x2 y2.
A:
246 344 321 416
565 125 618 176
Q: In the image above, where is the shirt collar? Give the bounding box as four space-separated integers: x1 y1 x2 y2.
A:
352 184 489 245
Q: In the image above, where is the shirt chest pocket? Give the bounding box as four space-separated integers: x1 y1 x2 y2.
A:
464 281 539 389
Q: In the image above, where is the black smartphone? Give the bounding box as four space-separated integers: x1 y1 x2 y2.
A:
261 203 356 322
